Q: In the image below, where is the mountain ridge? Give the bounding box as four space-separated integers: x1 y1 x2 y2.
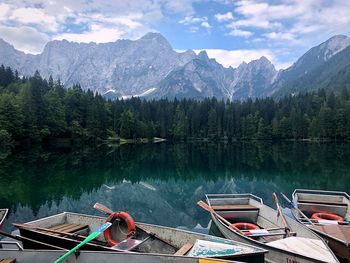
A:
0 33 349 100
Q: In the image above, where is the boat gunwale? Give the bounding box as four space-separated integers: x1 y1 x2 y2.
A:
0 247 243 262
18 211 268 258
205 193 263 204
292 189 350 200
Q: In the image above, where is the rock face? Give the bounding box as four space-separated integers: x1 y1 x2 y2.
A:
0 33 197 96
271 35 350 97
229 56 277 100
0 33 349 100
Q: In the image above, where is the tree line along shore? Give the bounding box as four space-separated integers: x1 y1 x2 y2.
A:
0 65 350 148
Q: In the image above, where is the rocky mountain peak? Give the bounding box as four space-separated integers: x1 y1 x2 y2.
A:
319 34 350 60
197 50 210 61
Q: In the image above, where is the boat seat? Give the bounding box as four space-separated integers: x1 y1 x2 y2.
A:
298 199 347 206
211 204 259 211
46 223 89 235
0 259 16 263
174 243 193 256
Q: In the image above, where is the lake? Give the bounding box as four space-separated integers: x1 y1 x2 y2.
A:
1 142 350 233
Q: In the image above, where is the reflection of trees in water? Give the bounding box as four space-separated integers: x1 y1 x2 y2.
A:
0 142 349 221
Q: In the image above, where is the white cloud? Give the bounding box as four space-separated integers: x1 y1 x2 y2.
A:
264 32 295 41
0 25 49 54
228 29 253 37
231 0 350 42
201 21 211 29
215 12 234 22
194 48 275 67
0 0 198 53
179 16 207 25
0 3 11 20
194 48 292 70
9 7 59 31
55 24 124 43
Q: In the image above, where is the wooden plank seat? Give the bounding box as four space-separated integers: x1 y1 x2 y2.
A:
49 223 88 233
211 204 258 211
174 243 193 256
0 259 16 263
298 199 348 206
37 223 89 236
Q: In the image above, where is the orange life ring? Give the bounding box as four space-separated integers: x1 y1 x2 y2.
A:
231 222 260 231
104 211 136 247
311 212 343 221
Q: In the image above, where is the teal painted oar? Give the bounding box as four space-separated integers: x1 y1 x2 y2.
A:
54 222 112 263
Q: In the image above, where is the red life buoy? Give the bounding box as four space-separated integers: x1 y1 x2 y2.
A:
311 212 343 221
104 211 136 247
231 222 260 231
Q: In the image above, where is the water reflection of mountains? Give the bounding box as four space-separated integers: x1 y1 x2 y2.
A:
1 142 349 231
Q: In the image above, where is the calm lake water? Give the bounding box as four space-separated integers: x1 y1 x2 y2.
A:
1 142 350 233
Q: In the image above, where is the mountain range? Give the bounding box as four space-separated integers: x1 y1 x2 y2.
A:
0 33 349 100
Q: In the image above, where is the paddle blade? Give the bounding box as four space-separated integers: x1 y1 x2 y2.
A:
93 202 113 215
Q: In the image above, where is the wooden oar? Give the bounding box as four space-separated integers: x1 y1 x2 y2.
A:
94 202 113 215
272 193 291 237
280 192 314 225
54 222 112 263
197 200 243 234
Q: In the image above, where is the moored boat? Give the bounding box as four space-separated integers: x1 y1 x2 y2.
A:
12 211 267 263
204 193 339 263
288 189 350 262
0 248 245 263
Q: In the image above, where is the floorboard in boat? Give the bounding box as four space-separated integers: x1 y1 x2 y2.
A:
310 225 350 245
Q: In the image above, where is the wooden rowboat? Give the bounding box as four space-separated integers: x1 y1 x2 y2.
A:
205 193 339 263
0 209 8 229
12 212 267 263
290 189 350 262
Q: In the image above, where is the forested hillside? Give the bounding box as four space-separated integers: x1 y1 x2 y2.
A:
0 65 350 147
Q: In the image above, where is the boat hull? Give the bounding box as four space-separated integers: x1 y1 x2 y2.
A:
0 249 243 263
291 189 350 262
15 212 266 263
211 214 334 263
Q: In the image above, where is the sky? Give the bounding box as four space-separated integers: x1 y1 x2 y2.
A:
0 0 350 69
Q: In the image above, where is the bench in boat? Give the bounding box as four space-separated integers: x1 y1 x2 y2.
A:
211 204 258 211
25 223 90 237
174 243 193 255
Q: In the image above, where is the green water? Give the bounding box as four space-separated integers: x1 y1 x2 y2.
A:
1 142 350 232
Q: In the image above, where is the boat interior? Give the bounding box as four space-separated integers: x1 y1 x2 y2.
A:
205 194 320 242
293 189 350 221
14 212 263 259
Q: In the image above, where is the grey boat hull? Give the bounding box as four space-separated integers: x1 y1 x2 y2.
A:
0 249 242 263
206 193 339 263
